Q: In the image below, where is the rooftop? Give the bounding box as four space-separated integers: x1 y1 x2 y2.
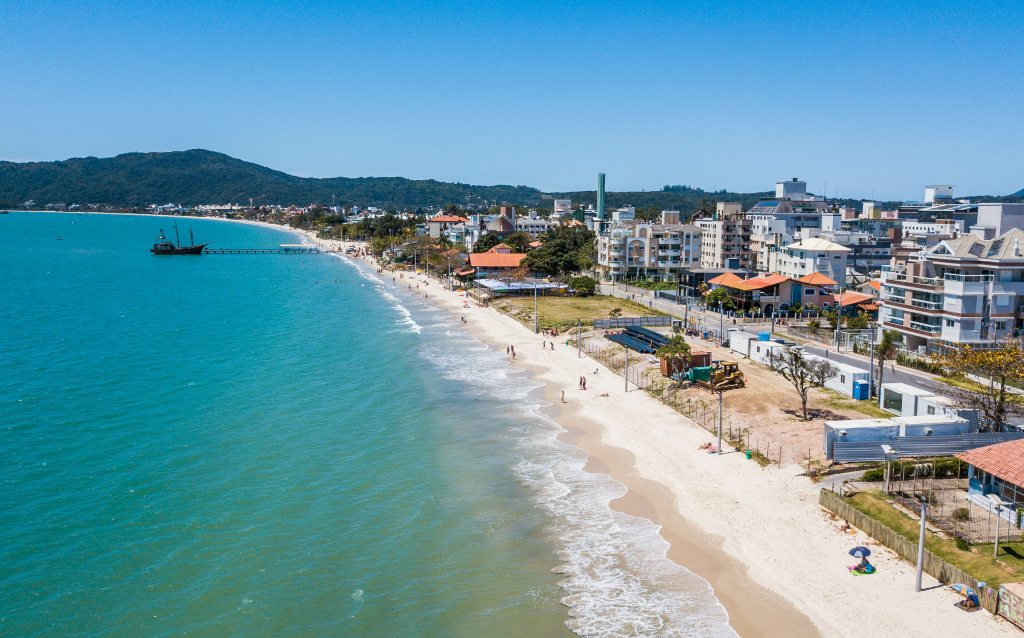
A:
957 439 1024 487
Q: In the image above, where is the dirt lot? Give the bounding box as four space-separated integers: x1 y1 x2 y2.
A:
581 330 885 468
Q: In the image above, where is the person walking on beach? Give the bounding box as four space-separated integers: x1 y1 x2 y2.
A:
511 345 516 360
582 377 587 390
507 346 510 356
561 391 565 403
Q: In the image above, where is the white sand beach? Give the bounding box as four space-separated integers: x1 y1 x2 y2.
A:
336 246 1016 638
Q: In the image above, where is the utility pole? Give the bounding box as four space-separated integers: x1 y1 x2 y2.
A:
869 323 876 398
534 285 538 334
717 391 723 454
915 500 927 592
719 301 724 345
577 319 581 358
625 346 629 392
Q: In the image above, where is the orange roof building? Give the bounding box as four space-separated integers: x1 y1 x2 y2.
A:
958 439 1024 503
469 252 526 269
797 272 838 286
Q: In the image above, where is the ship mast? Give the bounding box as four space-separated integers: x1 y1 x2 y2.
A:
174 222 181 248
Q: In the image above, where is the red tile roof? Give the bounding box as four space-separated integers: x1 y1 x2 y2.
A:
958 440 1024 487
867 281 882 291
430 215 469 223
469 253 526 268
707 272 745 287
832 292 875 307
798 272 838 286
733 273 791 291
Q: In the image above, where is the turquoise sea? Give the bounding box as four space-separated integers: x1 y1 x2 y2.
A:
0 212 735 637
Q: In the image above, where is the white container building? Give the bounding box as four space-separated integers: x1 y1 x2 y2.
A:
879 382 936 417
823 418 897 460
891 415 970 437
805 355 870 398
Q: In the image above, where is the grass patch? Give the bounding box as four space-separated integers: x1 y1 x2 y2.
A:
820 389 891 419
496 295 667 328
846 489 1024 588
937 375 991 394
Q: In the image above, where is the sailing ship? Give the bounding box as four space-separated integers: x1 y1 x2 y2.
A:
151 223 211 255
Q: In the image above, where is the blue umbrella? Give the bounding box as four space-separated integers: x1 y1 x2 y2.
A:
849 547 871 558
950 584 977 598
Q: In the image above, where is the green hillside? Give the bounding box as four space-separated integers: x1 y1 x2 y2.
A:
0 150 543 209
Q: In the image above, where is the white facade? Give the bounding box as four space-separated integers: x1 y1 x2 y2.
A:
925 185 955 204
774 238 850 287
612 207 636 222
553 199 572 214
596 220 702 281
878 228 1024 353
776 179 812 201
804 355 869 397
516 217 557 237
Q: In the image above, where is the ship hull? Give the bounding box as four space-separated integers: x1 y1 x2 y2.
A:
151 243 210 255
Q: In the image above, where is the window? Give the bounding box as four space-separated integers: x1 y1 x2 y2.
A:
883 389 903 413
805 288 815 296
945 319 954 327
997 321 1008 330
840 375 846 384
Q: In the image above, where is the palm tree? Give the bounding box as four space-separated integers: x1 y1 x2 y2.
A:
875 329 899 393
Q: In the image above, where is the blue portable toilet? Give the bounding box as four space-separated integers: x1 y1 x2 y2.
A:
852 380 869 400
758 331 771 341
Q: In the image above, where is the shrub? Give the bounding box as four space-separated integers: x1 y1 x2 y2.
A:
567 275 598 296
955 537 970 551
862 468 884 481
954 507 970 522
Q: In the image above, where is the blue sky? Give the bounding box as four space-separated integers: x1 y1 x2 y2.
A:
1 0 1022 200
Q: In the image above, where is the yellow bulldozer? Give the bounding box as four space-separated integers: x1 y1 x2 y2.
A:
687 361 746 392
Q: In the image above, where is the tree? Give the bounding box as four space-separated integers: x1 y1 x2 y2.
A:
875 329 899 390
566 276 598 296
522 239 579 277
936 341 1024 430
704 287 736 312
656 335 691 361
608 308 623 318
822 308 844 330
473 233 503 253
503 231 533 253
847 311 871 330
768 346 839 420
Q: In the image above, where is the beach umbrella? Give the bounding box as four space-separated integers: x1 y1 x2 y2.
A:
949 584 977 597
849 547 871 558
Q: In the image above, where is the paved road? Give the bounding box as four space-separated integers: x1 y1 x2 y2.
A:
796 342 943 395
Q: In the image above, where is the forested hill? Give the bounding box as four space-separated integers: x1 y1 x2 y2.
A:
3 149 1019 211
0 150 544 209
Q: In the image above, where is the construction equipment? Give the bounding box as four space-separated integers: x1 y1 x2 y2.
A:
687 362 745 392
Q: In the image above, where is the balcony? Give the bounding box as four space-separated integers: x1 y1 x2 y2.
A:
910 299 942 310
944 274 994 283
883 294 906 304
883 317 905 327
909 321 942 334
658 249 681 256
912 276 943 287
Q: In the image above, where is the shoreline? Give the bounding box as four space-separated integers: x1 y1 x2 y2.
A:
341 249 1014 638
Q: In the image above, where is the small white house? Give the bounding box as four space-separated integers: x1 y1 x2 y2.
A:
730 332 797 366
823 418 897 459
805 355 870 398
879 382 936 417
891 415 970 437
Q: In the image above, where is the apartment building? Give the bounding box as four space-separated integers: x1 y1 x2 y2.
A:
769 237 850 287
879 228 1024 354
697 202 753 269
596 212 702 281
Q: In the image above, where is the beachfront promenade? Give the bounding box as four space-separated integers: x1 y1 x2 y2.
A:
330 241 1014 638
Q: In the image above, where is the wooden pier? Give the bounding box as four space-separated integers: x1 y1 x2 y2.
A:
204 244 320 255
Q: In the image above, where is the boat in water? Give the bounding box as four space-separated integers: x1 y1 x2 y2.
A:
151 224 211 255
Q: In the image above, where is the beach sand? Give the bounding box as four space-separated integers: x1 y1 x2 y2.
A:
349 251 1015 638
254 231 1013 638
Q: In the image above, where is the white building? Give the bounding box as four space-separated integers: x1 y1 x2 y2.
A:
698 202 752 269
776 178 818 202
925 185 955 204
771 237 851 287
596 213 702 281
553 199 572 215
879 227 1024 354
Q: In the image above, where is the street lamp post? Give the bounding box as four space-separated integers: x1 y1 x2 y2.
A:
915 498 927 592
717 391 723 454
